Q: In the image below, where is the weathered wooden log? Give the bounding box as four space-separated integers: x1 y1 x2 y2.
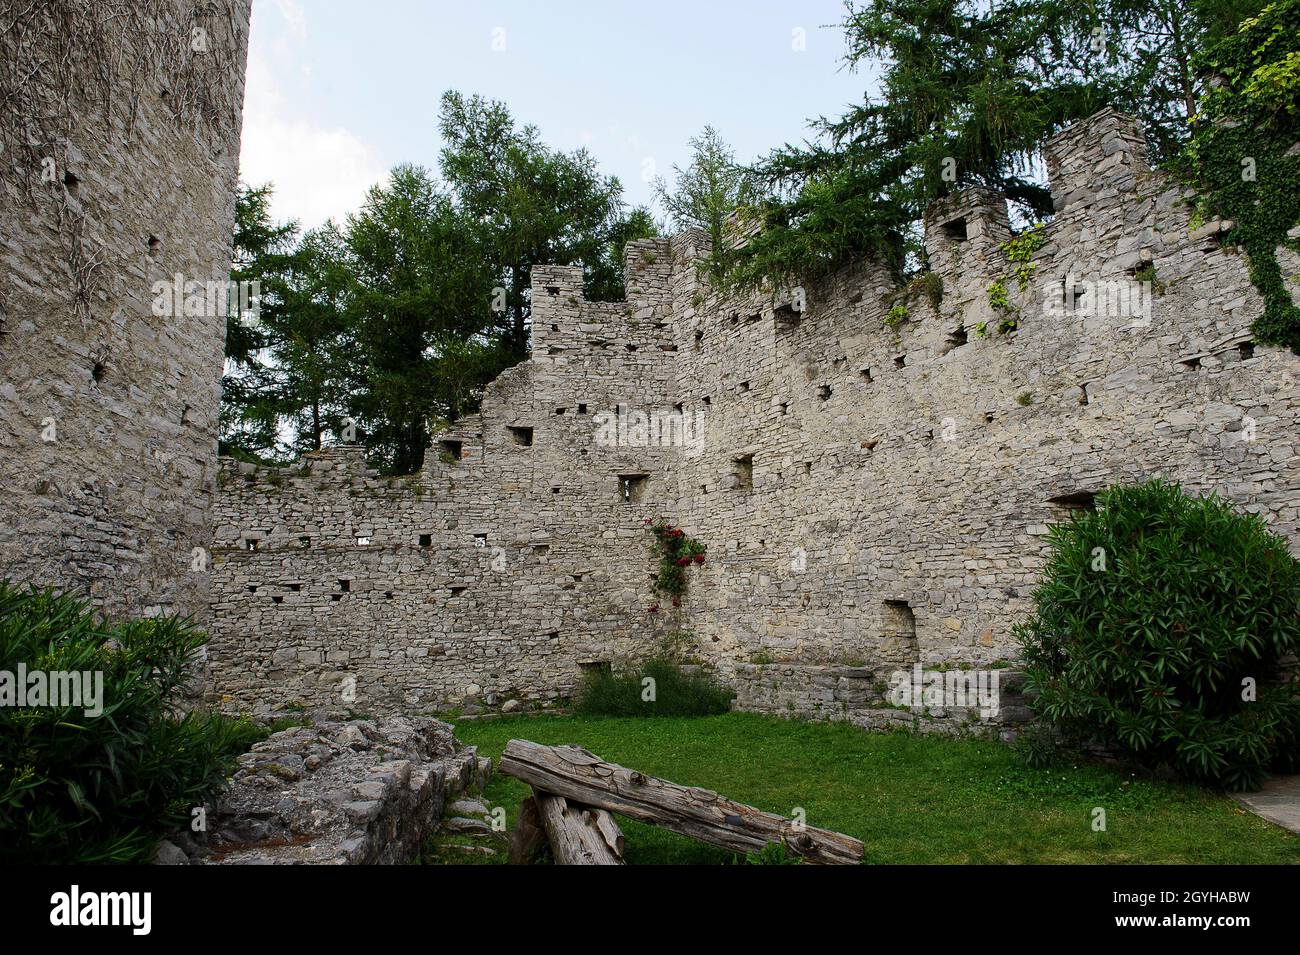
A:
507 795 548 865
534 791 625 865
499 739 863 864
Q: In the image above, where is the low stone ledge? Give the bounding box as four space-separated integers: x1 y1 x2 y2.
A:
157 716 489 865
728 663 1031 739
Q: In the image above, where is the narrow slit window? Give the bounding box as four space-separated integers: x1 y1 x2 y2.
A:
1047 490 1097 515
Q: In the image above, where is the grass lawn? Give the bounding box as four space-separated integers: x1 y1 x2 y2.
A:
422 712 1300 865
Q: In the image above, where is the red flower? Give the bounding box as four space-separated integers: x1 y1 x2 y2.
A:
693 554 705 564
675 557 690 566
647 604 660 614
672 596 681 607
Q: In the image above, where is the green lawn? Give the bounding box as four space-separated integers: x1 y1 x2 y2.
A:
422 712 1300 865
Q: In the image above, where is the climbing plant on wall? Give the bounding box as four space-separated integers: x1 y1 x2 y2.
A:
979 223 1047 337
645 519 706 611
1177 0 1300 353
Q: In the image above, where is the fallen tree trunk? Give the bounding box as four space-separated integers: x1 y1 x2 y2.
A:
534 791 625 865
499 739 863 864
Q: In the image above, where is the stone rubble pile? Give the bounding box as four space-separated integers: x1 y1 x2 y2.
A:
155 716 489 864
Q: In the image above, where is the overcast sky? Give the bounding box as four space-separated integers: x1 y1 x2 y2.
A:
238 0 878 231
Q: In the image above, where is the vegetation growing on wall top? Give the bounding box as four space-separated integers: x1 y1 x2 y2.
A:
1177 0 1300 353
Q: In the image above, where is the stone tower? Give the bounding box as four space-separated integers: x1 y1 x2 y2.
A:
0 1 252 619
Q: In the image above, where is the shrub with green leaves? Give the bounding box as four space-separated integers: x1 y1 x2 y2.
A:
1015 481 1300 790
0 583 264 863
574 657 735 717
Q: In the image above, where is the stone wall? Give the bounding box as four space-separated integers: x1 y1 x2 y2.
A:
208 243 683 714
0 2 251 620
157 716 490 865
209 109 1300 721
730 663 1031 740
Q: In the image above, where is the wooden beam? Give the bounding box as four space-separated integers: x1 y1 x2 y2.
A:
534 791 625 865
499 739 863 864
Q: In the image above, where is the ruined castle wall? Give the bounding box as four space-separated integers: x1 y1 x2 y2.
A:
209 110 1300 719
207 244 684 715
677 109 1299 688
0 3 251 619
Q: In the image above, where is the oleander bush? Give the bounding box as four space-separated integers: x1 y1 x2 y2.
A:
0 583 263 863
1016 480 1300 790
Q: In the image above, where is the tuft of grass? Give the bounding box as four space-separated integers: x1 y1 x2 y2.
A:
435 713 1300 866
574 657 734 717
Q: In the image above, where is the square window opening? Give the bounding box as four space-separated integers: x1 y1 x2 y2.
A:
942 217 968 241
619 473 649 504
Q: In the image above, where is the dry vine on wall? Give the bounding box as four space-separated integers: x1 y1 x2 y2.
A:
0 1 243 330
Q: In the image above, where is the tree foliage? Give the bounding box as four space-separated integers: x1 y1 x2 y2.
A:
438 91 657 353
1176 0 1300 353
653 126 756 279
337 164 502 474
221 91 657 473
725 0 1271 292
221 182 298 461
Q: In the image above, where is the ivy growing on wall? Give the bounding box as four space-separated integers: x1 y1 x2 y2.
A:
978 224 1046 339
1003 222 1046 292
645 519 706 611
1178 0 1300 353
985 279 1018 334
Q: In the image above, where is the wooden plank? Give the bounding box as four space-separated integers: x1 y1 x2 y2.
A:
534 791 625 865
499 739 863 864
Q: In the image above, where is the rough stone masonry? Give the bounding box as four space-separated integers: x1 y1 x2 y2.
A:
0 2 252 622
208 108 1300 731
161 716 491 865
